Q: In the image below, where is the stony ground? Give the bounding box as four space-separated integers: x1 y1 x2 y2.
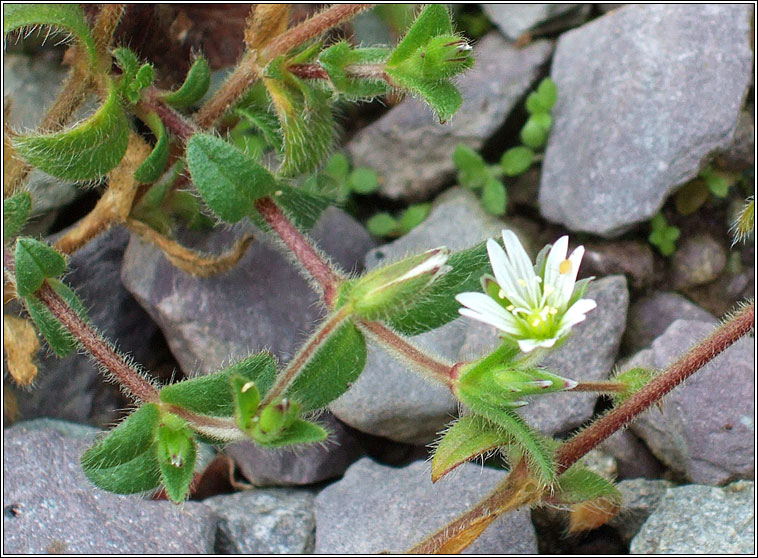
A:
4 4 755 554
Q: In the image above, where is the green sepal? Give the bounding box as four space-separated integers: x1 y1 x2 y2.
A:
80 403 162 495
13 83 129 181
159 352 277 417
4 191 32 240
186 133 278 223
3 4 97 66
134 111 170 183
253 418 328 448
283 321 366 412
554 465 621 506
14 237 66 297
481 177 507 216
162 56 211 108
386 5 453 66
23 278 89 357
431 415 514 482
231 374 261 434
387 240 494 336
610 367 656 406
318 42 392 99
250 399 300 444
501 146 535 177
155 412 197 503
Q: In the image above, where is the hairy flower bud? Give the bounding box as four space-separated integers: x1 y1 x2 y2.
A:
155 413 193 468
251 398 300 444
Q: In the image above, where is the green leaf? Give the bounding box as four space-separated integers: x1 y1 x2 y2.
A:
262 186 331 232
155 413 197 503
387 240 493 335
81 403 162 494
520 116 548 149
701 166 733 198
398 203 431 234
160 352 277 417
14 237 66 297
4 191 32 240
453 144 487 190
366 213 399 237
388 73 462 123
501 146 535 177
431 415 513 482
284 320 366 412
387 5 453 66
530 112 552 132
162 56 211 108
24 278 88 357
158 440 196 503
231 375 261 433
348 167 379 194
254 418 328 448
186 133 278 223
134 112 170 183
112 47 141 81
235 106 284 152
13 83 129 181
554 466 622 533
3 4 96 65
325 152 350 182
481 177 507 216
611 367 656 406
535 77 558 111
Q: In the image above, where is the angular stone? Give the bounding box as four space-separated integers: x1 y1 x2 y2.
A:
630 482 754 554
520 275 629 435
122 207 373 373
670 233 727 289
580 240 655 289
622 291 716 354
224 413 363 487
329 188 526 444
347 33 552 201
11 227 161 427
203 489 315 554
482 4 585 40
3 422 218 554
626 320 754 485
314 458 538 554
600 430 665 480
539 5 753 236
609 479 673 544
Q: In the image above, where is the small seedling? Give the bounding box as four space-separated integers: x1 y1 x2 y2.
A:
366 203 431 238
648 213 680 256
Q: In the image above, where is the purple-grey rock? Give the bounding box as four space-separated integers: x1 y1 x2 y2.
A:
520 275 629 435
622 291 716 354
202 489 315 554
483 4 588 39
609 479 674 544
670 233 727 289
314 458 538 554
12 227 161 427
224 413 363 487
580 240 656 289
347 33 552 201
630 481 754 554
539 5 753 237
3 422 218 554
626 320 754 485
601 430 665 480
718 109 755 170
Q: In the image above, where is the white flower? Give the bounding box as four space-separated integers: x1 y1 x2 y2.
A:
455 230 596 353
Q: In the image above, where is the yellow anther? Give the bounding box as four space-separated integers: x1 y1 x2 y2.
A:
506 305 515 311
517 279 527 287
549 307 558 315
498 289 506 299
559 259 572 274
531 317 541 327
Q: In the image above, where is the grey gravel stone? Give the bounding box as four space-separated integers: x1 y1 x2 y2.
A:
630 481 754 554
203 489 315 554
329 188 526 444
3 422 218 554
670 233 728 289
580 240 656 289
600 430 665 480
626 320 754 485
12 227 161 427
718 109 755 170
225 412 363 487
520 275 629 435
609 479 674 544
622 291 716 354
314 458 538 554
347 33 552 201
482 4 585 40
539 5 753 236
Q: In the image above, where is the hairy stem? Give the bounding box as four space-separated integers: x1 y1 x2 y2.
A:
261 4 375 61
571 380 627 393
260 306 352 408
555 302 754 474
288 62 388 82
141 90 199 142
194 52 258 130
254 196 344 306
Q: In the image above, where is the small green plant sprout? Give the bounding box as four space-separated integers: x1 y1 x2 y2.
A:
521 77 557 148
675 163 743 215
303 152 379 204
366 203 431 238
648 212 681 256
453 144 507 215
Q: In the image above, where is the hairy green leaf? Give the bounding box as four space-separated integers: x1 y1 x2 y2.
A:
235 106 283 152
387 72 462 123
186 133 277 223
501 146 534 177
163 56 212 108
13 84 129 181
81 403 162 494
319 42 391 99
260 186 331 232
284 320 366 411
3 191 32 240
432 415 513 482
3 4 96 65
155 413 197 503
158 440 196 503
159 352 277 416
24 278 88 357
14 237 66 297
554 466 622 533
134 111 170 183
387 4 452 66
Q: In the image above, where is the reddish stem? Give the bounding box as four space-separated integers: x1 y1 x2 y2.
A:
254 196 343 306
556 303 754 474
288 63 329 80
571 380 627 393
141 90 198 142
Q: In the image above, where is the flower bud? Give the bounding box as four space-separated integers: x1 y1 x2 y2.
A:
494 367 578 396
419 35 474 79
251 399 300 444
348 247 451 320
231 374 261 434
155 413 193 468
